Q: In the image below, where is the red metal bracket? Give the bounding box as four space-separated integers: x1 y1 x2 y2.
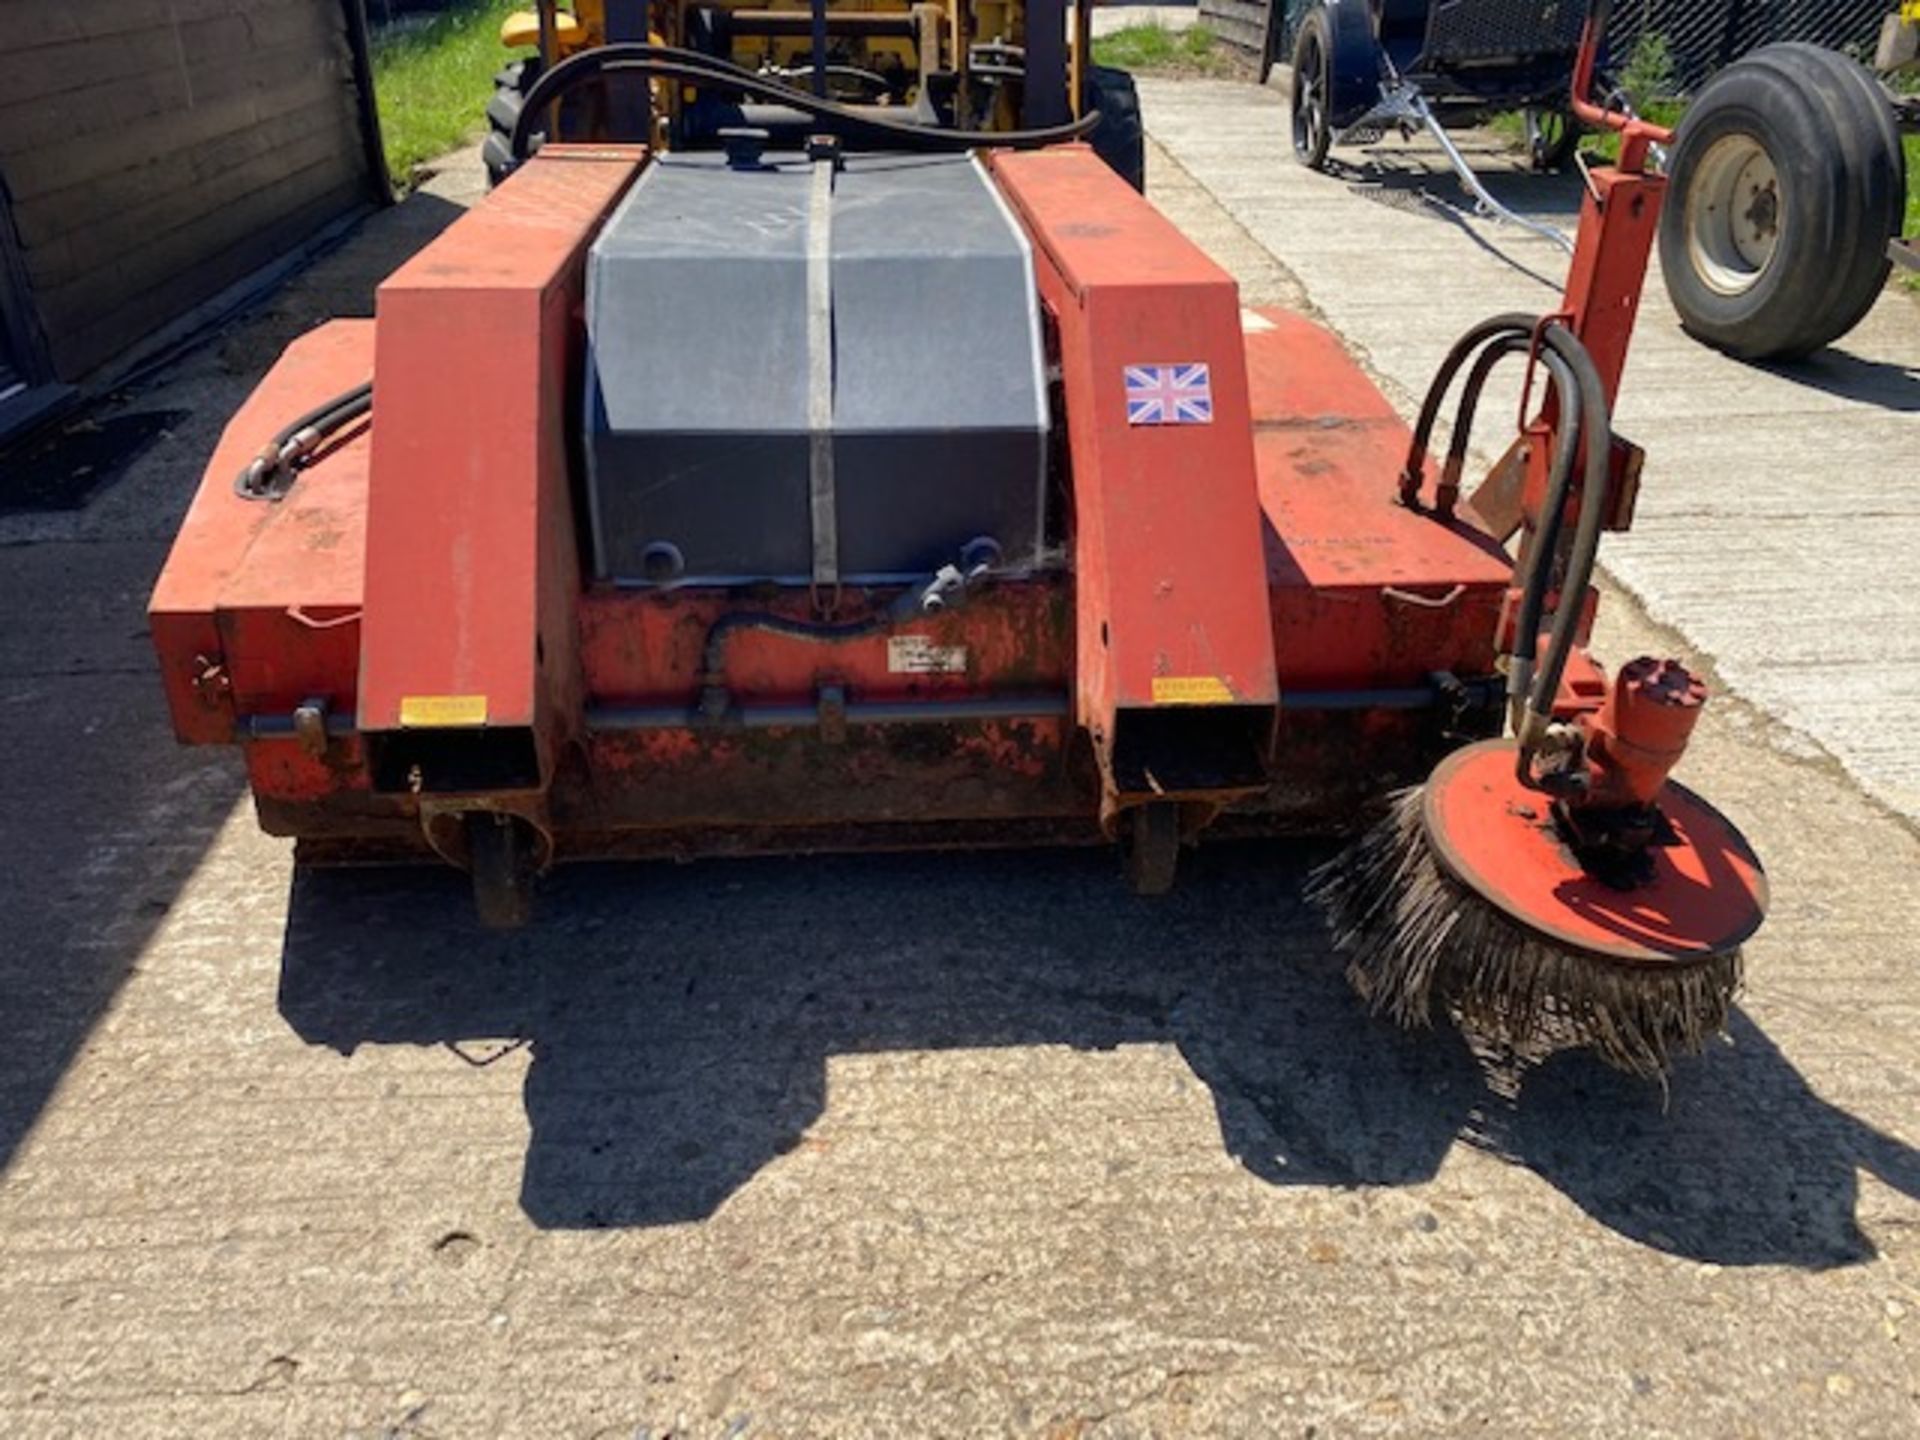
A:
987 147 1278 827
357 148 645 801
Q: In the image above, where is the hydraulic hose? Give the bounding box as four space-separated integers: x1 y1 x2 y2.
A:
1399 313 1538 507
1407 314 1613 761
1498 346 1582 721
1441 333 1580 521
1440 334 1584 721
507 42 1099 164
235 380 372 499
1521 324 1611 752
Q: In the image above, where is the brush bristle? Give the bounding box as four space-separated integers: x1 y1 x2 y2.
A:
1307 788 1742 1079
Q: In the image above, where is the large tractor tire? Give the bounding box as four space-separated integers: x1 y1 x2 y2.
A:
1088 64 1145 192
1660 43 1903 361
482 57 543 187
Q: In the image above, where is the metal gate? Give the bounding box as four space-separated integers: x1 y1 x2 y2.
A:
1611 0 1891 90
1218 0 1893 91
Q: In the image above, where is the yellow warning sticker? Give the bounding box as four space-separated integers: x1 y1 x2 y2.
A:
399 694 489 728
1151 675 1235 706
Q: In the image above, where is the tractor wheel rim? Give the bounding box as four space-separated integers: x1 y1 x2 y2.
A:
1685 133 1783 297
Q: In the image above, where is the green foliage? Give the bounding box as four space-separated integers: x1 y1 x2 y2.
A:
1905 134 1920 237
1619 30 1678 110
371 1 522 187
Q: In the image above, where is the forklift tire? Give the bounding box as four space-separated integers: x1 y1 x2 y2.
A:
1087 65 1145 192
468 812 537 929
483 57 543 187
1126 802 1181 897
1660 44 1902 361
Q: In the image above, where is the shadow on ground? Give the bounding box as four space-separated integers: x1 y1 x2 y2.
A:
1325 150 1582 291
1753 347 1920 413
0 684 238 1173
0 184 472 1176
278 841 1920 1267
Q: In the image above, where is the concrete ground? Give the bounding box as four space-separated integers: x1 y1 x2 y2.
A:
1141 75 1920 824
2 117 1919 1438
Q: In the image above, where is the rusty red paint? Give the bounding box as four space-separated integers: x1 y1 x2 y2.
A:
1561 167 1665 413
158 148 1669 868
1423 739 1765 964
1245 309 1513 692
1586 657 1709 808
150 320 376 745
988 159 1276 694
358 149 645 753
576 583 1071 705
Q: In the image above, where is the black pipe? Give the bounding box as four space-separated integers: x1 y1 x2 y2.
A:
1399 313 1538 507
235 380 373 499
1441 336 1584 694
1502 346 1582 690
810 0 828 97
1400 312 1614 756
1522 325 1612 746
507 43 1098 164
1442 335 1580 518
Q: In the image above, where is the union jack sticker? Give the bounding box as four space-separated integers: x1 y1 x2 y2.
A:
1125 362 1213 426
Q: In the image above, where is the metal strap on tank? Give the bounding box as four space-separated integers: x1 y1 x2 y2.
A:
807 152 839 614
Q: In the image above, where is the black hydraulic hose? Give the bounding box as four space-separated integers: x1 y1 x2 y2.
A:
264 381 372 450
1398 313 1537 506
1443 333 1526 493
1404 313 1612 757
1427 329 1584 723
1501 347 1582 680
1441 334 1580 517
507 42 1099 163
1520 324 1612 754
235 380 372 499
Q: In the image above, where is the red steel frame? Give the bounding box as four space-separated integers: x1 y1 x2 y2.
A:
988 147 1278 829
150 131 1653 866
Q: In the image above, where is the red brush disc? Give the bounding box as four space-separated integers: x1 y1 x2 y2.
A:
1421 740 1769 967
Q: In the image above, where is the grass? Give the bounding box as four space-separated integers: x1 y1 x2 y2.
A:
1486 99 1686 162
369 12 1236 183
371 1 521 185
1906 134 1920 239
1092 23 1241 79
